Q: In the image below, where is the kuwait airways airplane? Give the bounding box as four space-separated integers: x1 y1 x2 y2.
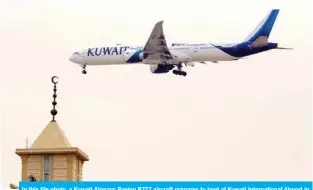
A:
69 9 291 76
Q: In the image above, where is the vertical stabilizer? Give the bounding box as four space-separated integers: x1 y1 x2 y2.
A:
244 9 280 45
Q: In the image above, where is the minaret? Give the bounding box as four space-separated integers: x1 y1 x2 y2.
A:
14 76 89 183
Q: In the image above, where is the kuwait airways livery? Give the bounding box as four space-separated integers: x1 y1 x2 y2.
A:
69 9 291 76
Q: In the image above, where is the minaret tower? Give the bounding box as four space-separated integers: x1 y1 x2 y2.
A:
13 76 89 184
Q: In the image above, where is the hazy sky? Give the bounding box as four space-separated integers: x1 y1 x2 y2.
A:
0 0 312 187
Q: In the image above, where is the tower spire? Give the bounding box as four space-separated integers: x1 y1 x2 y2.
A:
51 76 58 122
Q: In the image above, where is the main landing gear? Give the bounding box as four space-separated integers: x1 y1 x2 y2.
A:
82 64 87 74
172 64 187 76
173 70 187 76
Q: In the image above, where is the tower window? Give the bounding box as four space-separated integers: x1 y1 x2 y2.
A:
43 155 50 181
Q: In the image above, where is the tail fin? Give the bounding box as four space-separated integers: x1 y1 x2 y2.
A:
244 9 280 46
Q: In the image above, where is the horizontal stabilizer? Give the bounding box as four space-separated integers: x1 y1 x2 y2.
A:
276 47 293 50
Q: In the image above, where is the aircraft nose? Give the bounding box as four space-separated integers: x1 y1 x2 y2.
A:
69 51 83 64
69 55 75 62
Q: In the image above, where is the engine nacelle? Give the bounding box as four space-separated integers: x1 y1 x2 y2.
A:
123 49 145 63
150 64 174 74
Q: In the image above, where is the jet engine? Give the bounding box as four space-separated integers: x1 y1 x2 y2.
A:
150 64 174 74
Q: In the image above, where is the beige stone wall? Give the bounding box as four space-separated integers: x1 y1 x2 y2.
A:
52 155 68 181
26 155 42 181
72 156 77 180
19 152 86 182
20 155 29 181
66 155 83 181
66 154 75 181
78 160 82 181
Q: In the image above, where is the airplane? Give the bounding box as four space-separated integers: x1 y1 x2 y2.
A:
69 9 292 76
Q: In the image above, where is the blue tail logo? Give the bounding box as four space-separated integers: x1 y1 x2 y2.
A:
244 9 280 45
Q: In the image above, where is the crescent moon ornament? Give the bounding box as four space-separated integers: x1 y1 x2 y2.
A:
51 76 58 84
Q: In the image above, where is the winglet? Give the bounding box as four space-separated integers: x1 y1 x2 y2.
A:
156 20 164 25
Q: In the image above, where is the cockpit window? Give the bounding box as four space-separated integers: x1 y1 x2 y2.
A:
73 51 79 55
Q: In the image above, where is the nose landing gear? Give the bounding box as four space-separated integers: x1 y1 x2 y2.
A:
82 64 87 74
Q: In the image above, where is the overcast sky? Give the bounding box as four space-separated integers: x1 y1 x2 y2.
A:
0 0 312 187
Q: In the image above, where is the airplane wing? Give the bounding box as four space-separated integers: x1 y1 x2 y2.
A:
142 21 176 65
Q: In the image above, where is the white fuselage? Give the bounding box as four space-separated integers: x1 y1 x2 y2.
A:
69 43 238 66
69 10 283 75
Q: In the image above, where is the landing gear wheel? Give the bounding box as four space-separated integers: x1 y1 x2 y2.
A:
172 64 188 76
82 64 87 75
173 70 187 76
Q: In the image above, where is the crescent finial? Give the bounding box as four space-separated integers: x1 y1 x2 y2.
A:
51 76 58 84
